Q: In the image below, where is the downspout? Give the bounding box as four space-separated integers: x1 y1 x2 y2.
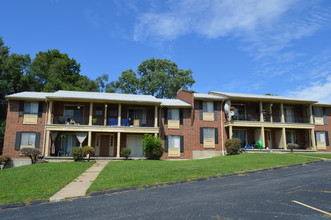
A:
42 100 48 156
221 99 225 156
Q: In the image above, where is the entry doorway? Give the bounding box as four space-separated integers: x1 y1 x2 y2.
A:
126 135 144 157
95 134 114 157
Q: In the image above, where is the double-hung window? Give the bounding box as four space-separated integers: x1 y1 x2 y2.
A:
24 102 39 115
165 135 184 157
316 131 329 149
201 101 216 121
21 133 36 146
201 127 218 148
167 109 180 129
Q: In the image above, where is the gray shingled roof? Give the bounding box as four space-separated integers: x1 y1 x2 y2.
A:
6 92 51 100
210 91 317 103
159 99 191 107
46 90 161 103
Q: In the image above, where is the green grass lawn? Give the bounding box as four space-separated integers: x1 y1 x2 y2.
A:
292 153 331 159
0 162 93 205
87 153 320 193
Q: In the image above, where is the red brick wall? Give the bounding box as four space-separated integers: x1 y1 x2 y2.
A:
3 100 46 158
161 100 224 159
314 107 331 152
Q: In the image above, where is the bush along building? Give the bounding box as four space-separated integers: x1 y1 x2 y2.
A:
3 89 331 163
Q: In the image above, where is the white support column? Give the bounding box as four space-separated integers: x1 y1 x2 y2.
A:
229 125 233 139
47 101 53 124
116 132 121 158
89 102 93 126
270 104 273 123
154 133 157 137
45 130 50 156
104 104 108 126
228 100 232 121
261 126 265 149
154 106 158 128
118 103 122 126
281 103 285 123
88 131 92 146
311 129 316 150
260 102 264 122
309 105 314 124
282 127 287 149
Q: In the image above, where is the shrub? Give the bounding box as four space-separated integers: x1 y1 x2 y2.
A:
83 146 95 162
20 148 40 164
142 134 163 160
0 155 11 169
287 143 299 152
72 147 83 161
225 138 241 155
121 148 131 159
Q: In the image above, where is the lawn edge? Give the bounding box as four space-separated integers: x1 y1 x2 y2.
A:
0 159 324 210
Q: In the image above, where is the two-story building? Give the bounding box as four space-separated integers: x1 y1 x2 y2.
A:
3 89 330 164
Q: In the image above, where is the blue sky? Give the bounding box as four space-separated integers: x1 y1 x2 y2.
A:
1 0 331 102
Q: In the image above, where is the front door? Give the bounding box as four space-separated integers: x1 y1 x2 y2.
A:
126 135 144 157
95 134 115 157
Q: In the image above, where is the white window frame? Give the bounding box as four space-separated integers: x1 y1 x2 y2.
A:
203 128 215 139
314 107 323 117
316 131 326 143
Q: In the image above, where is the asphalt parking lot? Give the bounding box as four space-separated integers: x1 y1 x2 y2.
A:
1 161 331 219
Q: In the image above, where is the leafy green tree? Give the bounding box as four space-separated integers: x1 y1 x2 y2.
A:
110 58 195 98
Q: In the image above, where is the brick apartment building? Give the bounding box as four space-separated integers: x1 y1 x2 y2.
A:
2 89 331 162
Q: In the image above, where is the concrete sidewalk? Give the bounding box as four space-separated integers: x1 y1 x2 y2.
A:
50 161 109 202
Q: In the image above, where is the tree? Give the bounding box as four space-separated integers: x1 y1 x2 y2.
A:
29 49 98 92
110 58 195 98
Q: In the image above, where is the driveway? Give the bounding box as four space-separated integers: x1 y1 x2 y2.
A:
1 161 331 219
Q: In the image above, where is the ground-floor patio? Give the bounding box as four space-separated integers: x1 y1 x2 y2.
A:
227 126 315 150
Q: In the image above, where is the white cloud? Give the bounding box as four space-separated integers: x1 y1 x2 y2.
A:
134 0 297 41
133 0 331 60
288 76 331 103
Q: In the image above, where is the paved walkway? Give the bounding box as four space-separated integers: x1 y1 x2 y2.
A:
50 161 109 202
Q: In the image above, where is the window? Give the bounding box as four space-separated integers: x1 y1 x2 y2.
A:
21 132 36 146
24 102 39 115
314 107 323 117
203 101 214 113
316 131 328 149
316 131 326 142
165 135 183 157
168 136 181 148
201 127 218 148
168 109 180 120
203 128 215 139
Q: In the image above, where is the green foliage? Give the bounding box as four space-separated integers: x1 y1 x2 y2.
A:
83 146 95 162
72 147 83 161
20 148 40 164
29 49 98 92
225 138 241 155
110 58 195 98
142 134 163 159
120 148 131 159
287 143 299 152
0 154 11 168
